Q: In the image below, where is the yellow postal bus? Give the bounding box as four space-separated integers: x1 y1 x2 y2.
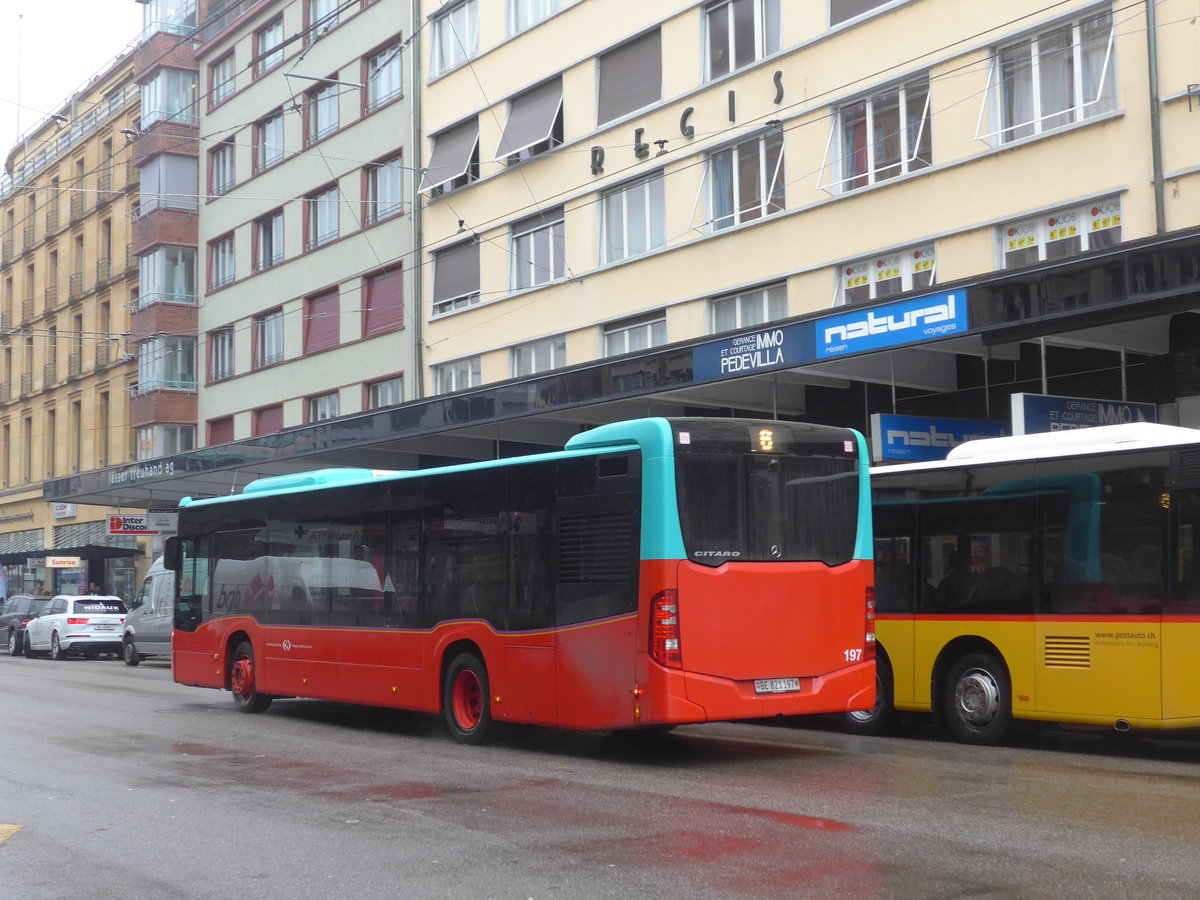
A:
846 422 1200 743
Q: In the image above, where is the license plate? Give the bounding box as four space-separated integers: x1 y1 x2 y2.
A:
754 677 801 694
94 625 117 631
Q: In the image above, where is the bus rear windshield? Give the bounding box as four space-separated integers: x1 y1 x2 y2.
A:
672 421 860 567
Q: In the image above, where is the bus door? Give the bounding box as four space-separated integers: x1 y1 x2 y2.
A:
1162 481 1200 719
500 504 557 726
870 498 918 709
1034 465 1165 722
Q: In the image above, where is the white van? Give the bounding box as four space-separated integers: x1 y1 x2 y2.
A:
123 557 173 666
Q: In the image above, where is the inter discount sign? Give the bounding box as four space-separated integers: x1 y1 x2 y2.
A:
107 515 159 535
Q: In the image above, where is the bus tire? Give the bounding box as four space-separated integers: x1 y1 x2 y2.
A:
841 652 896 737
230 640 273 714
443 652 491 745
943 651 1013 745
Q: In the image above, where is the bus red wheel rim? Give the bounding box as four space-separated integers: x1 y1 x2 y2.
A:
232 657 254 699
452 669 482 728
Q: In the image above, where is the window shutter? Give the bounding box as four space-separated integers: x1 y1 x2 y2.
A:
365 267 404 337
304 289 340 353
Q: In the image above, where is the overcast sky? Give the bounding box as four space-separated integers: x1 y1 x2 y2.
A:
1 2 145 164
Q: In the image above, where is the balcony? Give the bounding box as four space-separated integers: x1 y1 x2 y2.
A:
96 170 114 205
20 298 34 323
0 382 8 403
68 351 83 379
125 243 137 274
45 208 59 234
126 160 140 186
68 272 84 301
44 285 58 310
18 373 31 396
96 340 112 368
70 193 86 220
96 257 111 286
22 224 35 251
43 362 57 388
0 311 10 330
1 238 11 262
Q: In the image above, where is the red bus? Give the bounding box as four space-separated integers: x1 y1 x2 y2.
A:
169 417 875 743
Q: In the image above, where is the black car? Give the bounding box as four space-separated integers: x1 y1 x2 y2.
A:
2 594 51 656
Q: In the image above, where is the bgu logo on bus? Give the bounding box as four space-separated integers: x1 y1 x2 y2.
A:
108 515 152 535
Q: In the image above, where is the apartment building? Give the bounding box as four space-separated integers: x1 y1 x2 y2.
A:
0 49 144 597
45 0 1200 510
191 0 419 443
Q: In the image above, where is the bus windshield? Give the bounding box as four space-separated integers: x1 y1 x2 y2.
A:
672 421 860 567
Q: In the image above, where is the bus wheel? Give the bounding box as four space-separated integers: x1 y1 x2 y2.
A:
443 652 491 745
230 641 273 714
943 651 1012 745
841 652 896 737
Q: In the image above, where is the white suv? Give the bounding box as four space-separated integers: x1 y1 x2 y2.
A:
24 595 128 660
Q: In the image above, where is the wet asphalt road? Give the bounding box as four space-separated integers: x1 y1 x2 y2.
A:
2 653 1199 899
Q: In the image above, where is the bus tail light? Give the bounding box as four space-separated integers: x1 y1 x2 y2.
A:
864 587 876 661
650 590 682 669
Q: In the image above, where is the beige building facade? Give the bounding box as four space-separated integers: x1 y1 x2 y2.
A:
0 50 146 598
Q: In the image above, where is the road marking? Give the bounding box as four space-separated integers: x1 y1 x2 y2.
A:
0 825 22 844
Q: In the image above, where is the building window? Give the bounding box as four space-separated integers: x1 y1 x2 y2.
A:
308 0 339 38
141 0 198 35
509 0 560 35
210 52 236 106
366 43 402 111
253 404 283 436
705 0 780 80
830 0 889 27
308 392 340 422
137 336 197 392
304 289 340 353
366 156 403 224
208 416 234 444
255 112 284 172
432 239 480 316
364 266 404 337
140 154 198 213
254 309 284 368
597 28 662 125
710 282 787 332
511 208 565 290
306 80 339 144
430 0 478 76
604 312 667 356
140 68 197 127
840 245 936 305
495 77 563 163
138 246 196 307
256 18 285 75
254 210 284 272
512 335 566 376
209 141 234 196
367 376 403 409
433 357 481 394
419 118 479 195
707 130 784 231
991 9 1116 144
1001 196 1122 269
209 234 235 289
136 424 195 461
836 76 930 191
306 186 339 249
208 327 234 382
601 171 665 264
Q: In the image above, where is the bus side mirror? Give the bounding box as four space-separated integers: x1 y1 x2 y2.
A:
163 536 181 572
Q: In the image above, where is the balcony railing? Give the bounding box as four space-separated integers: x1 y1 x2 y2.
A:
45 208 59 234
68 351 83 379
126 243 136 274
70 193 86 220
126 160 140 186
44 285 58 309
97 170 114 202
96 257 111 286
43 362 57 388
69 272 84 301
1 238 11 262
22 224 35 250
0 382 9 403
18 373 31 396
0 311 10 330
96 340 112 368
20 298 34 323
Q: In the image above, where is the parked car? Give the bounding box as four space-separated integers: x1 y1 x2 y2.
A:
2 594 51 656
24 594 127 660
123 557 173 666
